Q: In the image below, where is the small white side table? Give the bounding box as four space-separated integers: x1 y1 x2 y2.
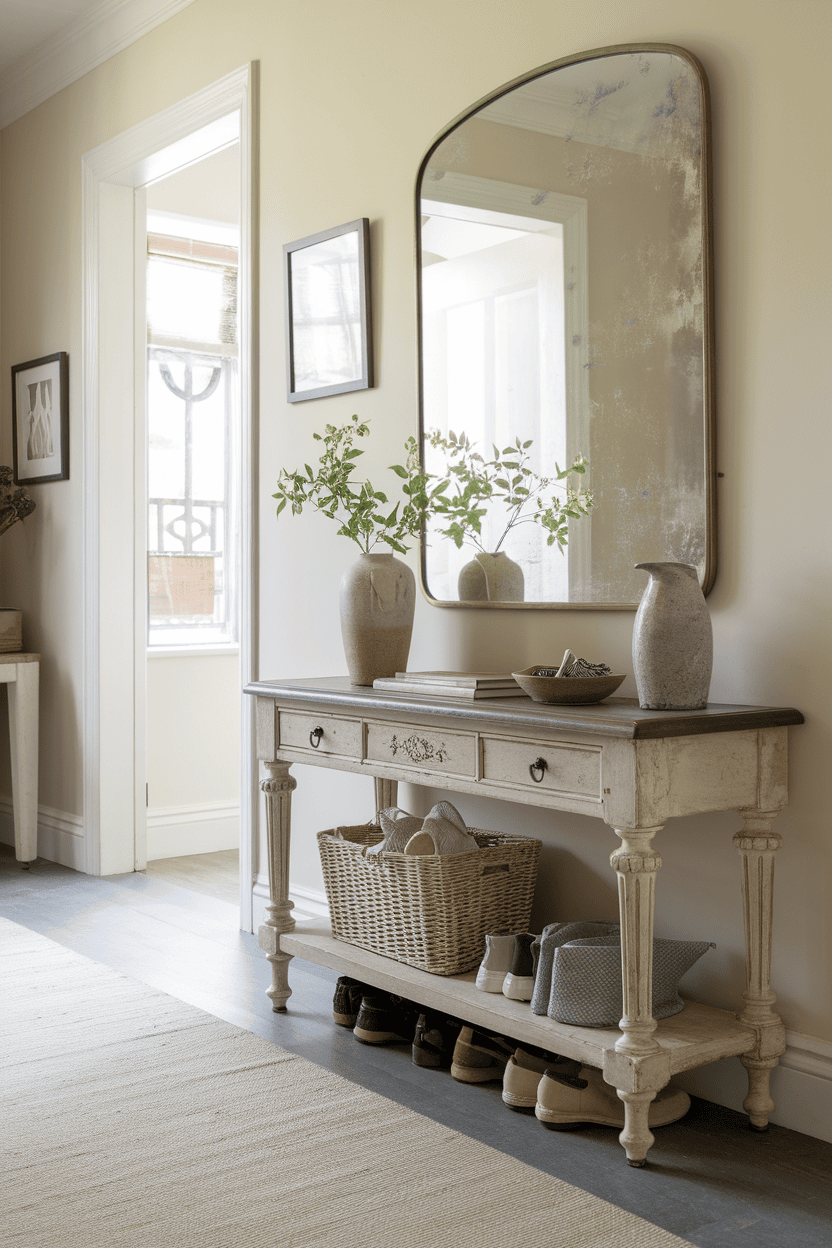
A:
0 652 40 865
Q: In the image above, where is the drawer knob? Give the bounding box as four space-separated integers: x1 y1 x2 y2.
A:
309 726 324 748
529 757 548 783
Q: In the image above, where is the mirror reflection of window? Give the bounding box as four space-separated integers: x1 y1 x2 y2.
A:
421 201 580 602
290 232 361 391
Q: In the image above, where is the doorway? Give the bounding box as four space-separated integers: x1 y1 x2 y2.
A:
143 145 243 904
81 66 257 930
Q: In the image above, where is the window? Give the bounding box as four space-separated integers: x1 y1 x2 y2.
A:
146 219 239 649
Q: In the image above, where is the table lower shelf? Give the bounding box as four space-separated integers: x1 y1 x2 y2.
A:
279 919 757 1076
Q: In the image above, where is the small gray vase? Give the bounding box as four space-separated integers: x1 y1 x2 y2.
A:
458 551 524 602
632 562 712 710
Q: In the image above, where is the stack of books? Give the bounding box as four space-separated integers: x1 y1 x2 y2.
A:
372 671 523 700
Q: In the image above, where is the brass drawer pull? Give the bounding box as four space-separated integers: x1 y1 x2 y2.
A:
309 726 324 748
529 757 548 783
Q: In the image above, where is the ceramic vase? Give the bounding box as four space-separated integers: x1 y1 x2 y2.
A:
339 552 416 686
632 562 712 709
0 609 22 653
458 551 525 602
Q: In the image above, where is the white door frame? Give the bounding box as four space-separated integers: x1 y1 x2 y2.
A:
81 64 258 930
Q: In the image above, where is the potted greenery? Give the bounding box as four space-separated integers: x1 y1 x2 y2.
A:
274 414 440 685
0 467 36 653
424 429 593 601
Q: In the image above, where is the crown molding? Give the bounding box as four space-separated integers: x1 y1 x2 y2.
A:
0 0 198 130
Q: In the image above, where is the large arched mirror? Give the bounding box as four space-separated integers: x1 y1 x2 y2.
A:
416 44 715 608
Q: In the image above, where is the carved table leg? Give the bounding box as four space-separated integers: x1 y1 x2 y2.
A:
608 824 666 1166
734 809 786 1130
258 760 297 1012
374 776 398 817
8 660 39 865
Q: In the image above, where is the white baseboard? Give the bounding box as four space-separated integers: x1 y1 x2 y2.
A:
674 1027 832 1144
146 801 239 860
0 797 86 871
0 795 240 868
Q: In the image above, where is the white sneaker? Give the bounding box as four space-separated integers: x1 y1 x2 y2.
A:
475 933 517 992
502 932 537 1001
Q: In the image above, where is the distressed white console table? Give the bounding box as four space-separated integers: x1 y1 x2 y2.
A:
1 652 40 865
245 676 803 1166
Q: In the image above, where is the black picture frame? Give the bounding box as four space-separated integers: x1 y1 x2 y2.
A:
11 352 69 484
284 218 374 403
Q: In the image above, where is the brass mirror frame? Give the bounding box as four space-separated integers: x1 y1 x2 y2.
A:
415 43 716 609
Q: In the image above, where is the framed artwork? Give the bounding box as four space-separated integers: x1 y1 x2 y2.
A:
11 352 69 484
284 218 374 402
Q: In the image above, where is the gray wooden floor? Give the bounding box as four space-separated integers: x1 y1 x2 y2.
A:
147 849 240 904
3 843 831 1248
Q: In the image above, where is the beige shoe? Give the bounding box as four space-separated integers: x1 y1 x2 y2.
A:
502 1046 581 1110
535 1065 690 1129
450 1026 516 1083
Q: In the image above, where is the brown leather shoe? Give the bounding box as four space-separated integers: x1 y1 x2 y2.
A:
412 1013 463 1068
353 993 417 1045
332 976 365 1027
450 1026 516 1083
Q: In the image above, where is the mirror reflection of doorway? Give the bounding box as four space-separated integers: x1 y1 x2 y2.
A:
143 143 242 912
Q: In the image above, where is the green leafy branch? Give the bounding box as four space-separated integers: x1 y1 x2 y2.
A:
425 428 593 554
273 414 446 554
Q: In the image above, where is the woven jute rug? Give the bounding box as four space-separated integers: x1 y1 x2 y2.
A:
1 917 692 1248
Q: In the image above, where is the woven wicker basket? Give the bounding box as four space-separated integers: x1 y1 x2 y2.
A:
318 823 541 976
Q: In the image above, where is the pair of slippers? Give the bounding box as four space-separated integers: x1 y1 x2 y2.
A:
367 801 478 856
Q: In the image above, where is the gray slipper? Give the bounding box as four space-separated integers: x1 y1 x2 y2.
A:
367 807 422 854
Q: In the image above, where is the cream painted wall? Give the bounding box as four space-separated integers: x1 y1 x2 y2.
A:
146 653 240 809
0 0 830 1124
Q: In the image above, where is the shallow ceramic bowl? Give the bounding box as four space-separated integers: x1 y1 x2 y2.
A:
512 666 626 705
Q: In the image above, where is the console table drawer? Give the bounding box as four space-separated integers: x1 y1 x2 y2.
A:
481 735 601 798
278 710 362 759
365 721 477 779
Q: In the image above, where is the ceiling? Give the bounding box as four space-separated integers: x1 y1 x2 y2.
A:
0 0 101 82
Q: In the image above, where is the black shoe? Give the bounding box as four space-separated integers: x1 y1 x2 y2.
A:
412 1013 463 1068
353 993 417 1045
332 976 365 1027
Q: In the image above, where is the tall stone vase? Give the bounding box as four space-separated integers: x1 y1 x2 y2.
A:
339 552 416 686
0 609 23 653
458 551 525 602
632 562 712 709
